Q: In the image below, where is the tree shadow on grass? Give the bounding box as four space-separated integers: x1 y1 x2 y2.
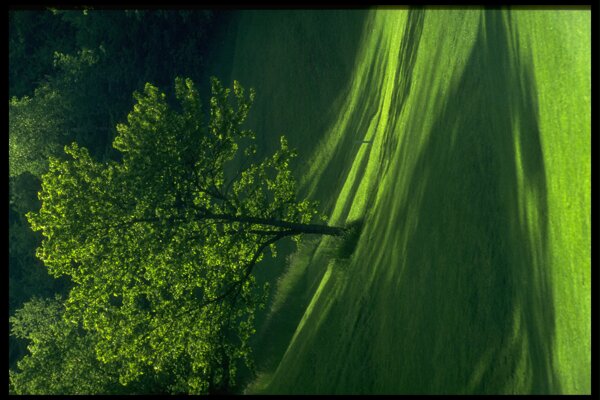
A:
334 8 427 226
370 9 558 393
378 7 425 178
301 9 425 216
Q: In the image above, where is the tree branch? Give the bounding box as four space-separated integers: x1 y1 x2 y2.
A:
196 230 290 308
137 230 293 344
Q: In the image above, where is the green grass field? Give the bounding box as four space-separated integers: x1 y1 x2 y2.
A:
206 8 590 394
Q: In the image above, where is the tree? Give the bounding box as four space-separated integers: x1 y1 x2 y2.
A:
9 47 103 178
26 77 346 394
9 85 68 179
9 204 72 370
9 9 216 166
9 9 79 98
9 295 189 394
9 296 123 394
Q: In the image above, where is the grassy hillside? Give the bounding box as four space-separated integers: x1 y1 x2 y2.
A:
209 8 590 394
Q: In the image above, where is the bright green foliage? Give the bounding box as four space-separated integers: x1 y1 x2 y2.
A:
9 296 124 394
27 77 342 394
9 84 69 178
9 47 100 179
8 9 218 381
8 209 73 371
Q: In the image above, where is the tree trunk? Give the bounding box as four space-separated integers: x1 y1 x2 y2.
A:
204 212 346 236
120 211 347 237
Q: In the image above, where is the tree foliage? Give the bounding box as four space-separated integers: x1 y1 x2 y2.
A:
9 295 189 394
8 207 70 369
25 77 343 393
9 9 214 100
9 9 217 167
9 84 68 178
9 296 123 394
8 9 78 98
9 47 102 181
8 9 220 379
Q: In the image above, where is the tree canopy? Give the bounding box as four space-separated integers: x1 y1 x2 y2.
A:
8 10 224 389
9 83 69 178
23 77 344 393
9 295 124 394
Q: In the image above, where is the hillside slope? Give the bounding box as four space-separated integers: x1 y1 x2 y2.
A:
210 8 590 394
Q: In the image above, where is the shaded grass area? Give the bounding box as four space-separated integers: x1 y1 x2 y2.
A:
299 11 413 214
223 10 370 163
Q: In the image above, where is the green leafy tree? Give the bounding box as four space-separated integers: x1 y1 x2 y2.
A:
9 84 68 178
9 9 78 98
9 295 190 394
9 205 72 369
9 296 124 394
9 47 101 178
27 77 346 394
